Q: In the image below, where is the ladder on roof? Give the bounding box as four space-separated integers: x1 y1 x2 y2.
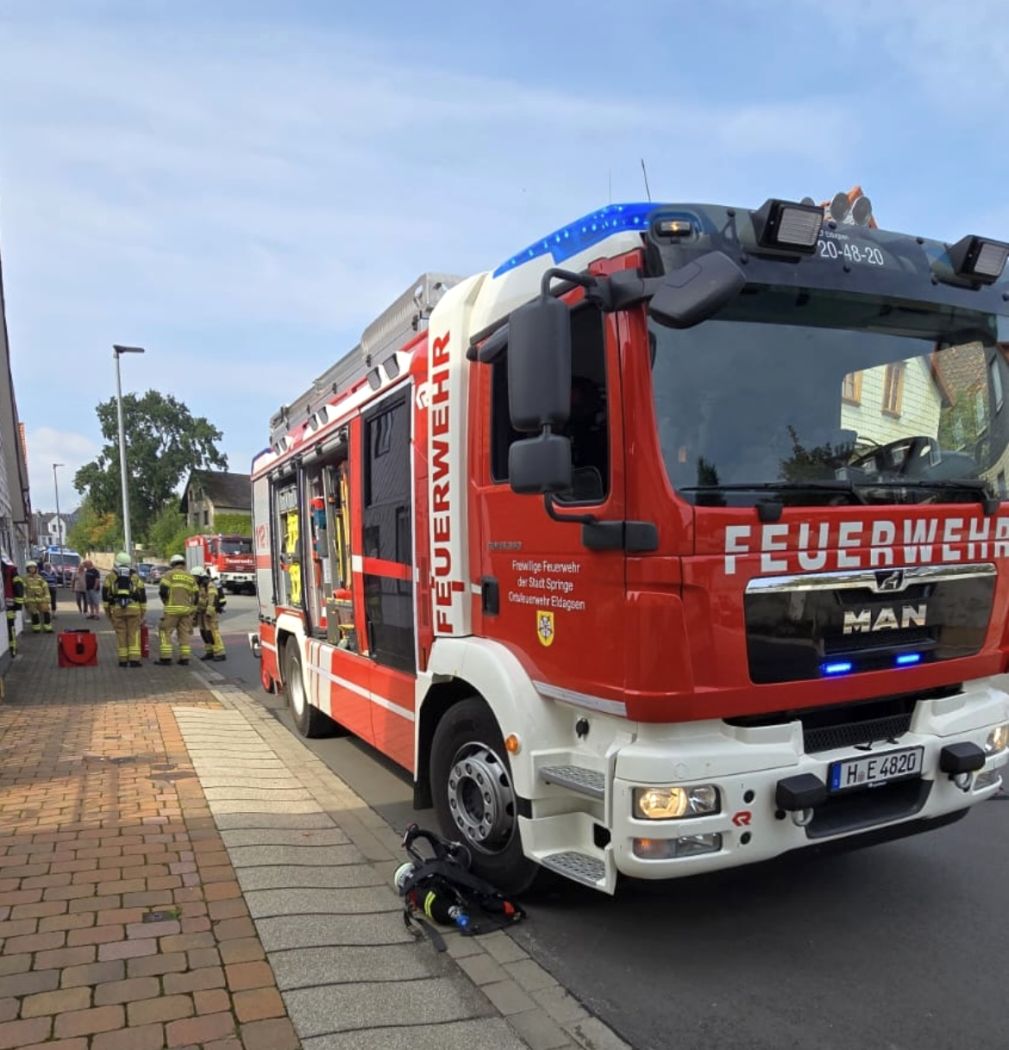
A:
269 273 461 447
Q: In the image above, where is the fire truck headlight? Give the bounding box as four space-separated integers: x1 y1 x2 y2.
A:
985 723 1009 755
633 784 720 820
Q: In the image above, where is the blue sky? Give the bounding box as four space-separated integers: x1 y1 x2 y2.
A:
1 0 1007 513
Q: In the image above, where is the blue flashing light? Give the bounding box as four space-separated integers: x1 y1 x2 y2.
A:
822 661 853 676
895 653 922 666
493 202 656 277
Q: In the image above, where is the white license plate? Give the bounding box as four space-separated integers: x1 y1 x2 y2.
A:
828 747 924 793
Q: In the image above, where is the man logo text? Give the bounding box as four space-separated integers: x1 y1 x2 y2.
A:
842 605 927 634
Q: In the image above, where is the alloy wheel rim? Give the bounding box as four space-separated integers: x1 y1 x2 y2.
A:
446 741 516 854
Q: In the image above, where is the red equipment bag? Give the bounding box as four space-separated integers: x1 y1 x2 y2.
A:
140 622 150 659
57 629 98 668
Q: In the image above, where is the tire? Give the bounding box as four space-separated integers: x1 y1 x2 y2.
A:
430 697 539 894
283 641 330 738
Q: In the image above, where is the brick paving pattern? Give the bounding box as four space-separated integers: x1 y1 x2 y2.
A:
0 596 629 1050
0 600 301 1050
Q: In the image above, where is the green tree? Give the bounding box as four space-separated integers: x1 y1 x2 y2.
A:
146 504 195 559
74 391 227 540
67 497 122 553
213 512 252 535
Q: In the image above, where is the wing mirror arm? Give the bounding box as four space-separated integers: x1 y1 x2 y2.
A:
543 494 596 526
546 253 745 321
538 267 661 313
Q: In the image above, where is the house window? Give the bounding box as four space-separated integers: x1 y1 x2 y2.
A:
841 370 862 405
203 510 209 526
882 363 905 416
998 471 1007 497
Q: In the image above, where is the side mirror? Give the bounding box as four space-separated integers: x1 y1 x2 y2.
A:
509 433 572 495
648 251 746 329
507 295 571 431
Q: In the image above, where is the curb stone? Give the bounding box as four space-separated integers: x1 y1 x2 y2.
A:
186 668 632 1050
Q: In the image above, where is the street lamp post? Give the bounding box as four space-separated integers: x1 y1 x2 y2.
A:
52 463 63 582
112 345 145 558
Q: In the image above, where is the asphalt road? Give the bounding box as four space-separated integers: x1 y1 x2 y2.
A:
216 594 1008 1050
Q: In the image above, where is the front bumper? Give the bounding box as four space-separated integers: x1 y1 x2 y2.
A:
611 681 1007 880
523 678 1008 889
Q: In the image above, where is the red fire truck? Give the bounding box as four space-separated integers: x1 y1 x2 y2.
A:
185 534 255 594
252 194 1009 893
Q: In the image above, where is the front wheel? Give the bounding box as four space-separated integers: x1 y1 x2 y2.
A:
430 697 539 894
283 642 330 738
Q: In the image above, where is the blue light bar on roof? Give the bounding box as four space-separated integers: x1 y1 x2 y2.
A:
493 202 655 277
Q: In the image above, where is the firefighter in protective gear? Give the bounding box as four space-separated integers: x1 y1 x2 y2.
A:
158 554 197 665
102 552 147 667
23 561 52 633
2 556 24 656
192 566 227 661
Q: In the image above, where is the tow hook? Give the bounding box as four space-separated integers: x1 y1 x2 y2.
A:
776 773 827 828
939 742 985 793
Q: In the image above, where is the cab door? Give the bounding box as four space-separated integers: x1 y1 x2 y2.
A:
359 390 417 768
473 302 628 707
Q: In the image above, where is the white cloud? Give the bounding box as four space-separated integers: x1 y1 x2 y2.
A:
809 0 1009 105
24 427 98 514
0 13 858 337
11 5 954 502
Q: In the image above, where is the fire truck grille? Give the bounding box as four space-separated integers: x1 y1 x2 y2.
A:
726 687 961 755
743 569 994 684
803 712 913 754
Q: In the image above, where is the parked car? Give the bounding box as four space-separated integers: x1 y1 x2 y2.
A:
147 565 171 584
138 562 154 581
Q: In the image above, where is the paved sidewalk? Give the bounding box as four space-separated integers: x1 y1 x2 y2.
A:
0 598 630 1050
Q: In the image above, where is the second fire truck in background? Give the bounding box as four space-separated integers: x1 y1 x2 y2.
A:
185 534 255 594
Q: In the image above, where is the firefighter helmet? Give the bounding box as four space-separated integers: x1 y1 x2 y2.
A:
114 552 131 567
191 565 206 578
25 560 37 570
170 554 186 566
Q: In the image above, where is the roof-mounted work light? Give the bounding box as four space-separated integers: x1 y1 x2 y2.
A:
826 188 874 227
850 195 873 226
948 234 1009 285
751 198 823 253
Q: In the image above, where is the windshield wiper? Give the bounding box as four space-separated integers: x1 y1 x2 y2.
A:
679 481 869 522
680 481 869 501
680 478 1002 519
867 478 1001 514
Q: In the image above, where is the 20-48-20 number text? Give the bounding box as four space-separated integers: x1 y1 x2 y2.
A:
817 239 885 266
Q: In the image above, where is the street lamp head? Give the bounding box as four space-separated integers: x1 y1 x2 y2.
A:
113 344 146 355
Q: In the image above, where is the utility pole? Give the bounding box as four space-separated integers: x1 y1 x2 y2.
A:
52 463 63 581
112 345 145 558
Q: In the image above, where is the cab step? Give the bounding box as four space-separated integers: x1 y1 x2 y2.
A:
540 765 605 800
539 850 607 889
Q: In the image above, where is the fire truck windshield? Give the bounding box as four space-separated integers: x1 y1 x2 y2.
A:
219 538 252 555
650 286 1009 508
